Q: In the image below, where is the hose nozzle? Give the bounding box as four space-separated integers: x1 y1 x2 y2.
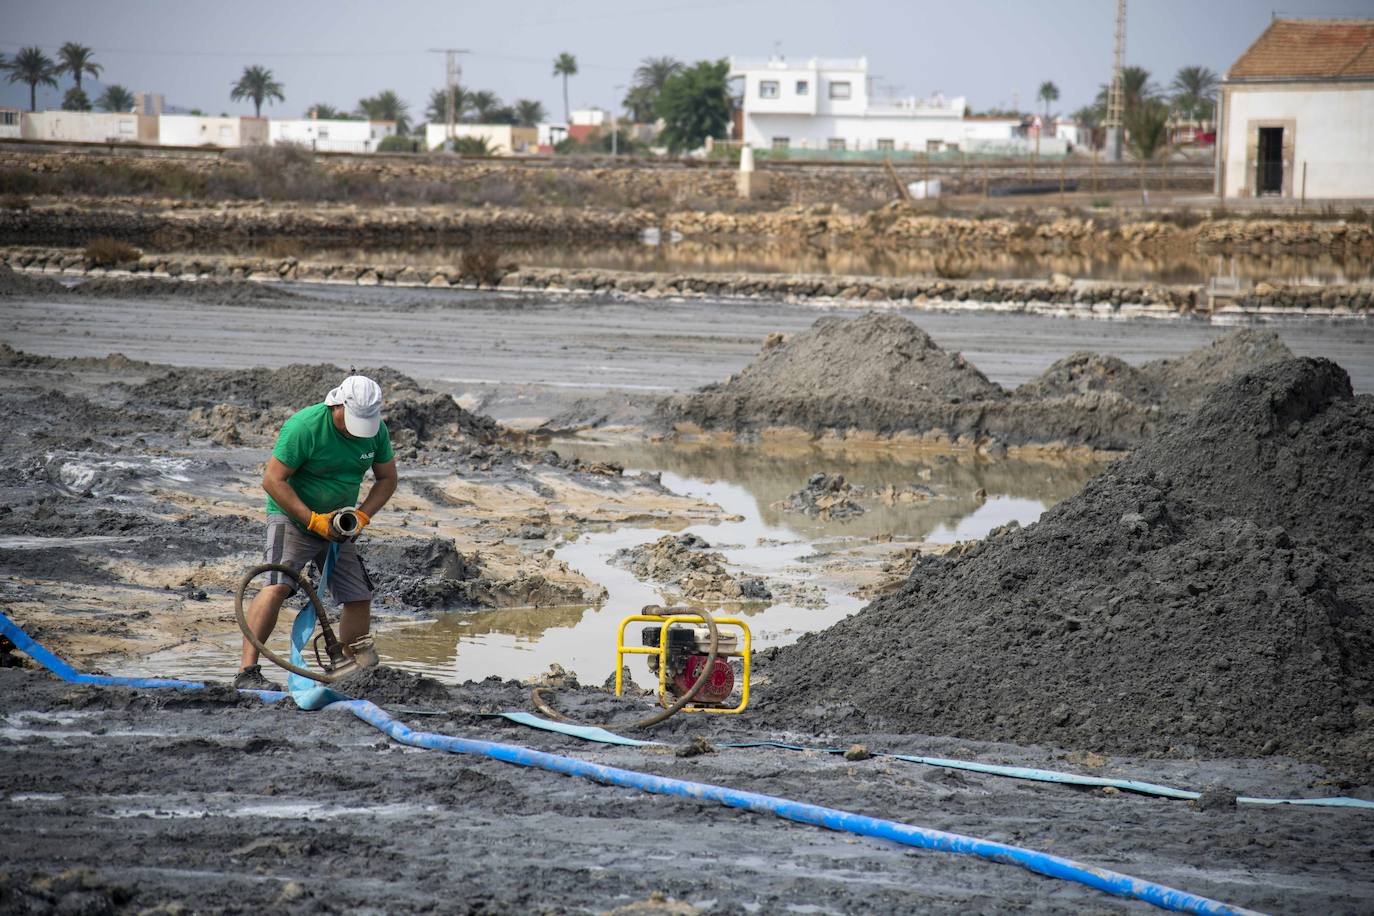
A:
331 507 362 540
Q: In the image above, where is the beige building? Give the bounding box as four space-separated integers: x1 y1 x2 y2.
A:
21 111 159 145
1218 18 1374 200
423 123 538 155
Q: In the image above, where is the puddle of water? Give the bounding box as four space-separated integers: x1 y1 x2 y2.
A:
0 535 141 550
117 439 1108 687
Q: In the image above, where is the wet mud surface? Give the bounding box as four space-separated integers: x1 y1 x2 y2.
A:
4 275 1373 912
3 666 1373 914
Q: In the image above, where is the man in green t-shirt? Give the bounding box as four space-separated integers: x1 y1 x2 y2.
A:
236 374 400 689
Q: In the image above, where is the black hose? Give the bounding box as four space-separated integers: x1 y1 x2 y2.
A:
234 562 339 684
531 606 722 730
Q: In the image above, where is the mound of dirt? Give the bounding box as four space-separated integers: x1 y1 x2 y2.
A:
708 312 1004 404
0 262 65 297
333 665 452 705
612 534 772 603
760 359 1374 776
772 473 866 519
1014 352 1161 403
74 276 304 304
365 537 483 610
0 343 153 373
659 318 1300 450
132 362 500 446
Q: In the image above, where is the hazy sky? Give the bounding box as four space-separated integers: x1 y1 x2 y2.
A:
4 0 1371 119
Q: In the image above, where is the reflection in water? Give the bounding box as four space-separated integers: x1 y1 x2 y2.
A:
160 237 1374 286
120 439 1109 685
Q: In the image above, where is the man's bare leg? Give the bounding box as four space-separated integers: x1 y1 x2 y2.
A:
239 584 292 671
339 600 371 654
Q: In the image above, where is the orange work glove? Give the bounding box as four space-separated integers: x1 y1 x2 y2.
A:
307 511 336 540
353 508 372 532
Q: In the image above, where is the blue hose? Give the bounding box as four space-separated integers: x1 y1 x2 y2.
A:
0 609 1263 915
350 699 1262 916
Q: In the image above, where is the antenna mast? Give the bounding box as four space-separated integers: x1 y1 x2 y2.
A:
429 48 470 144
1105 0 1127 160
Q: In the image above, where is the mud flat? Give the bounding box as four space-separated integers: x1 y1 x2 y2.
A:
0 344 721 669
657 312 1298 449
760 358 1374 779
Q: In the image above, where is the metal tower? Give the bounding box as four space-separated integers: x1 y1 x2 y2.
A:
1105 0 1127 160
429 48 470 144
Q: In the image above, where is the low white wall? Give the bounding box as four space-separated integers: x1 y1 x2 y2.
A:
1221 83 1374 199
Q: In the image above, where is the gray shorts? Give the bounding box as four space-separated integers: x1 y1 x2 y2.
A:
263 514 374 604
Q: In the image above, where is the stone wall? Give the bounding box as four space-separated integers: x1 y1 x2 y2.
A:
5 245 1369 317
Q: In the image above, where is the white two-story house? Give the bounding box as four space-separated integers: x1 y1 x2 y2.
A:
729 56 968 155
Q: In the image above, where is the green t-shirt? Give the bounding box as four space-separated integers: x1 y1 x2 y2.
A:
266 403 394 528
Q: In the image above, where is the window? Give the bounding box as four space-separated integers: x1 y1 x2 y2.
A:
877 138 895 151
829 81 851 100
219 125 232 139
118 120 135 135
759 80 780 99
827 138 846 151
771 136 790 151
795 80 809 95
926 139 943 153
318 127 330 140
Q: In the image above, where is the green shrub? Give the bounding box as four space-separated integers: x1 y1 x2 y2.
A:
377 135 420 153
84 237 142 267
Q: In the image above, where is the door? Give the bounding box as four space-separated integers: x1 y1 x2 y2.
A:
1257 127 1284 195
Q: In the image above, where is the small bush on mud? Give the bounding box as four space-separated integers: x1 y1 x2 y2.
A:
1091 196 1113 209
84 237 142 267
460 245 504 286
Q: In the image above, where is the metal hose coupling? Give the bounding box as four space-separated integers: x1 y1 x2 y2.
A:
330 507 362 541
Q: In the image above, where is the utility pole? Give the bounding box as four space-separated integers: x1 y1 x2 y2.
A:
1104 0 1127 162
428 48 470 145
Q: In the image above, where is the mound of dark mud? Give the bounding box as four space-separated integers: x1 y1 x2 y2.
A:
659 316 1298 450
760 359 1374 776
132 362 500 445
365 537 484 610
0 262 65 297
333 665 452 705
709 313 1003 404
0 387 177 450
1137 328 1295 409
1014 352 1161 403
612 533 771 602
0 343 152 373
73 275 304 304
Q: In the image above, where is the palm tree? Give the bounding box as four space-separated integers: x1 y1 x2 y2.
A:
1125 98 1169 163
552 52 578 122
96 84 135 112
467 89 502 122
426 86 470 124
514 99 546 127
1170 65 1219 127
357 90 410 134
1097 65 1158 115
230 65 284 117
3 47 59 112
62 88 91 111
1037 80 1059 124
623 55 682 123
57 42 102 91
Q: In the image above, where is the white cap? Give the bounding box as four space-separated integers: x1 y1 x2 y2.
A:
325 375 383 438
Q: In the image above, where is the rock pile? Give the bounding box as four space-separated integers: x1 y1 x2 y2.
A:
760 358 1374 776
612 534 772 603
772 473 937 520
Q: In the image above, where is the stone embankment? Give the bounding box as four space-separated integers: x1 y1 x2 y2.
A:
1 194 1371 256
3 245 1371 318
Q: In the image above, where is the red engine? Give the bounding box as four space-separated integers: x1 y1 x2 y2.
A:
673 653 735 705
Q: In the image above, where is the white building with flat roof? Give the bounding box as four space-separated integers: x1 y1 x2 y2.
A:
270 118 395 154
158 114 267 148
424 123 539 155
730 56 967 154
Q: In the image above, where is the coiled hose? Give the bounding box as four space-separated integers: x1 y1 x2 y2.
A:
531 605 720 730
235 562 339 684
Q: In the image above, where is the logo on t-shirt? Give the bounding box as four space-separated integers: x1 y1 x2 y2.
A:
359 450 375 462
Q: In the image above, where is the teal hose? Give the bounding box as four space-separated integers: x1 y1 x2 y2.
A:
0 609 1263 915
